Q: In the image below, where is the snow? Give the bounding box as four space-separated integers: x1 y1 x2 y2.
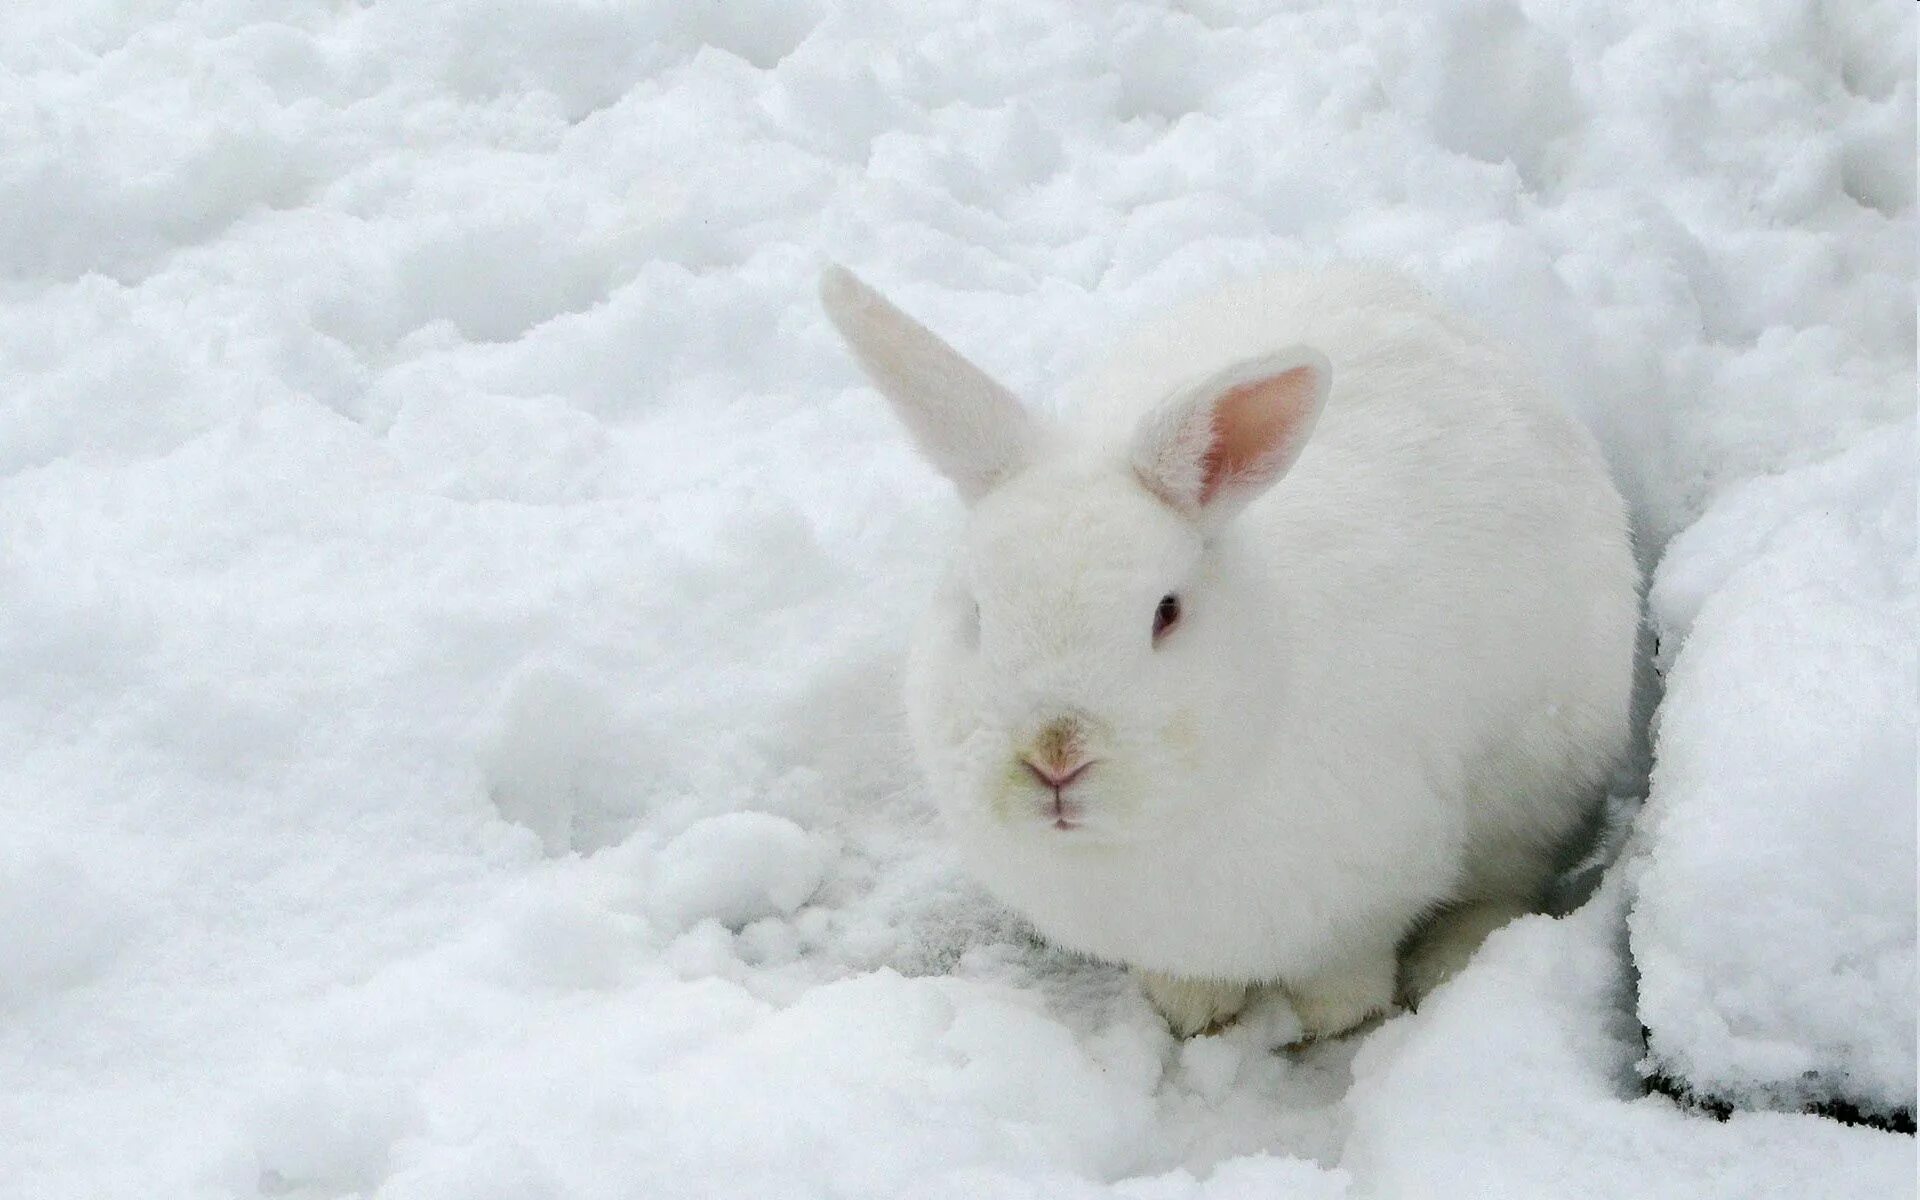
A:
0 1 1912 1197
1631 421 1917 1119
1346 880 1914 1200
648 812 828 931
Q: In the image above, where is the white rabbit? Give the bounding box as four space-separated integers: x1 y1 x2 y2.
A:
821 264 1637 1039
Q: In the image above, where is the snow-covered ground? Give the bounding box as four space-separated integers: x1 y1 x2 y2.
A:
1 1 1913 1196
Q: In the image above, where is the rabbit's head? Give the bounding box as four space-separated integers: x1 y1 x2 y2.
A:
822 267 1329 847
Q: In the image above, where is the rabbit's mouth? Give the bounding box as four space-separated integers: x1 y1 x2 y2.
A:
996 749 1099 830
1048 793 1085 832
1022 755 1097 832
987 766 1155 843
991 777 1093 832
956 728 1157 844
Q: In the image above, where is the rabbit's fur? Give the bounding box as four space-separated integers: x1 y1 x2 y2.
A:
822 265 1637 1039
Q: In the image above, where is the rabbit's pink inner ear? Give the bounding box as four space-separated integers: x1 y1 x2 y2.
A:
1198 365 1320 505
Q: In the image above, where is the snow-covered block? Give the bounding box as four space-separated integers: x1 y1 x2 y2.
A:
1629 420 1916 1125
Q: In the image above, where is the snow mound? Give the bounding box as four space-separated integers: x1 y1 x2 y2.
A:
648 812 829 932
1631 420 1917 1121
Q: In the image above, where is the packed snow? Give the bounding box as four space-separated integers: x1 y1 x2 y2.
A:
0 1 1912 1197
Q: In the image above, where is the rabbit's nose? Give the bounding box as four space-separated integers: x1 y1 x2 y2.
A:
1019 712 1108 792
1027 713 1088 759
1022 756 1095 791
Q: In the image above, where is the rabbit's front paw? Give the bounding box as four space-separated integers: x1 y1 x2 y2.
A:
1286 947 1397 1041
1136 969 1249 1037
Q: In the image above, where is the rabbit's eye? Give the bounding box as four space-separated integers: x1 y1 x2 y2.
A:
1153 593 1181 642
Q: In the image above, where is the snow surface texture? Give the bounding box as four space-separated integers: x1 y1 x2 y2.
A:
1632 422 1916 1121
0 1 1912 1197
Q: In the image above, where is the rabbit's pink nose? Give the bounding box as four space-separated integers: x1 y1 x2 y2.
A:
1023 757 1094 791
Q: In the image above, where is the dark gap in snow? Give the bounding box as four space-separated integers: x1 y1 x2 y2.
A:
1641 1040 1917 1137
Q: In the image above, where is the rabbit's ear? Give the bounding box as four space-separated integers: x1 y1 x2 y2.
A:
821 265 1036 503
1131 347 1330 530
